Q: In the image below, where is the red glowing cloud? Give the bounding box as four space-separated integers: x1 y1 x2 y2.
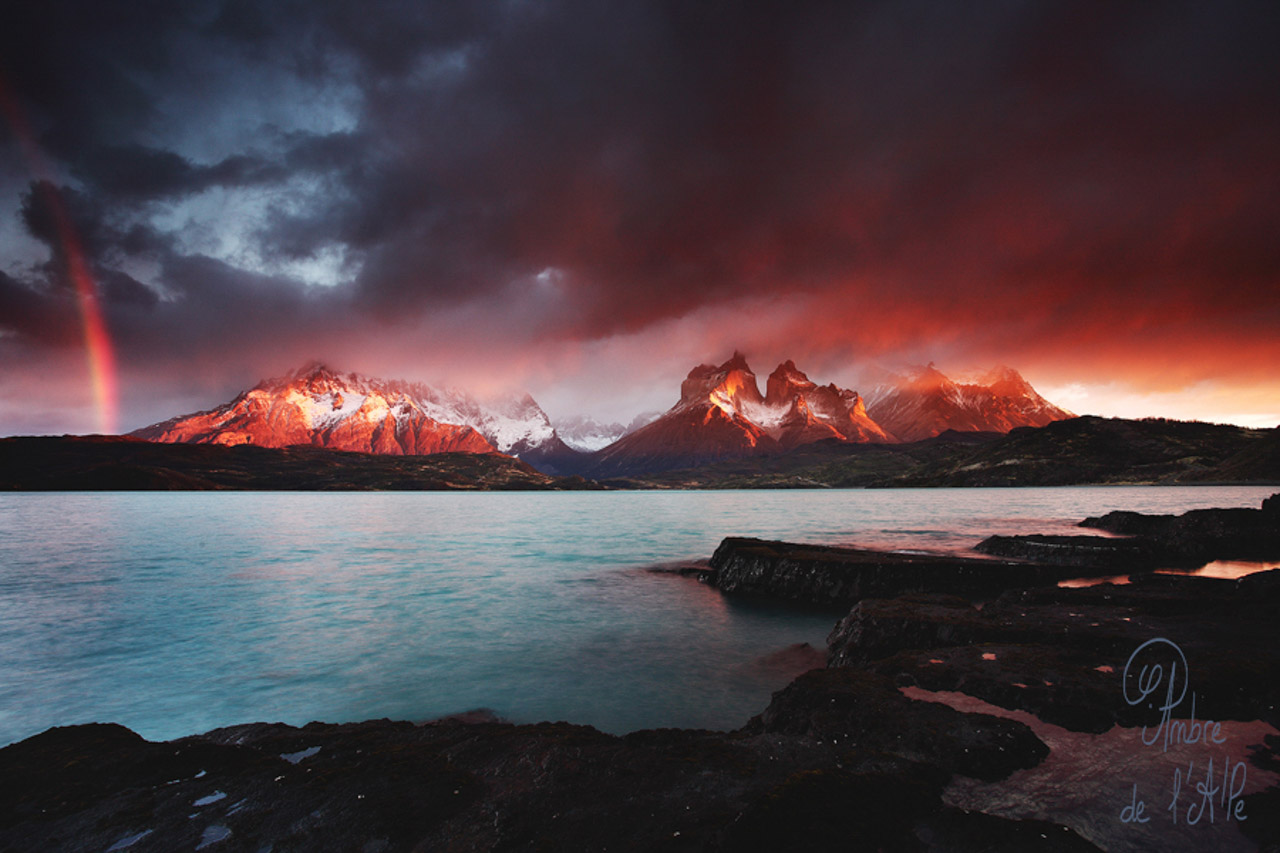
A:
0 2 1276 432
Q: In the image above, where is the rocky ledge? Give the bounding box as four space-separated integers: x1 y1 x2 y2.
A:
975 492 1280 569
826 571 1280 730
698 537 1088 607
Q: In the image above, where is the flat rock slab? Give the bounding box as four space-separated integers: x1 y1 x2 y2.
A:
705 537 1091 607
974 533 1165 569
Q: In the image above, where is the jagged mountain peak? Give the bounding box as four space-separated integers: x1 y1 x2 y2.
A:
260 361 335 389
260 363 388 399
680 353 764 408
553 414 628 453
765 360 817 405
295 359 337 377
978 365 1034 396
588 353 892 476
900 362 953 391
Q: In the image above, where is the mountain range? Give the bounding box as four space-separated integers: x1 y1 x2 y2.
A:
583 354 1070 476
131 356 1073 476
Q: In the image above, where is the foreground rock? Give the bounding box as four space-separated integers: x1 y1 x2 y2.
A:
0 708 1092 852
825 571 1280 733
972 533 1165 569
747 668 1048 781
975 492 1280 569
700 537 1088 607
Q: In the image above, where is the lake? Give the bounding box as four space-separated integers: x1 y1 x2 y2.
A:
0 485 1273 747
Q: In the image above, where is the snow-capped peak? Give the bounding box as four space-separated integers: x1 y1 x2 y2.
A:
134 363 569 462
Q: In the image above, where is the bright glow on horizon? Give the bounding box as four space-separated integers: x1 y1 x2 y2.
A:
1039 381 1279 430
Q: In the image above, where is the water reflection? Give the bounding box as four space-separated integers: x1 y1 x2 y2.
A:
911 688 1278 853
1157 560 1280 581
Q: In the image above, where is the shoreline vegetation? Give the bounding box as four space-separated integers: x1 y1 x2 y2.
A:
2 416 1279 491
2 496 1278 850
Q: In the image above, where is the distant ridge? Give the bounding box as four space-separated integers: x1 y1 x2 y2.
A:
0 435 590 491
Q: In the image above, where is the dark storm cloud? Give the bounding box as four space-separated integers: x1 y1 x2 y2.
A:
1 0 1278 431
19 181 108 259
17 180 167 301
0 270 79 346
71 145 288 200
278 0 1279 335
0 1 198 154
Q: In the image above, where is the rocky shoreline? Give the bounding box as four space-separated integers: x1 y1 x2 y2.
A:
975 493 1280 570
2 496 1278 851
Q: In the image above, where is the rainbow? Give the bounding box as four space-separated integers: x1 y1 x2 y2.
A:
0 77 119 434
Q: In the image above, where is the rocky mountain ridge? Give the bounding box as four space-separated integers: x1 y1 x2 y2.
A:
585 354 1069 476
132 363 581 473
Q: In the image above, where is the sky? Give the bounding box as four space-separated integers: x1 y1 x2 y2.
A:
1 0 1277 435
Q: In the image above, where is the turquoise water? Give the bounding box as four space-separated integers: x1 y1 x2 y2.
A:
0 486 1273 746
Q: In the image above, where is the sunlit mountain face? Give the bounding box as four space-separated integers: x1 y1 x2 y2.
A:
865 364 1073 443
126 356 1073 477
585 354 1072 476
132 363 579 471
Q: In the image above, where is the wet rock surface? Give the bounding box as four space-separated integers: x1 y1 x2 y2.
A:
0 713 1091 852
1080 501 1280 563
976 494 1280 570
826 571 1280 732
973 533 1165 569
747 667 1049 782
704 537 1085 607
